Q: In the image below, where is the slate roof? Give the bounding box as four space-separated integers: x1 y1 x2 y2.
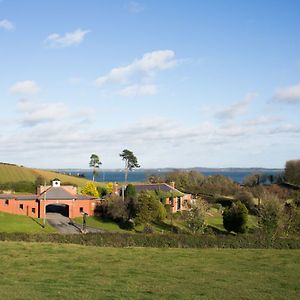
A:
16 195 38 200
0 187 96 201
133 183 183 195
0 194 15 199
39 186 95 200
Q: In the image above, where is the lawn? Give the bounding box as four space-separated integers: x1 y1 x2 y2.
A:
0 212 56 233
74 216 184 234
0 242 299 299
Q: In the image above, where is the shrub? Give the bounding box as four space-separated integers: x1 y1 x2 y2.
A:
234 190 255 212
223 201 248 233
81 182 99 198
183 199 208 234
135 191 166 225
97 186 108 197
258 193 282 243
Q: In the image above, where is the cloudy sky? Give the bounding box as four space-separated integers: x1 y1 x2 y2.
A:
0 0 299 169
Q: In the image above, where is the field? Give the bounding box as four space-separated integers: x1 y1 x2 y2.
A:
0 242 299 299
0 163 101 188
0 212 56 233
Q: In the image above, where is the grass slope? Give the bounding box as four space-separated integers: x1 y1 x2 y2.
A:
0 163 100 188
0 242 299 299
0 212 56 233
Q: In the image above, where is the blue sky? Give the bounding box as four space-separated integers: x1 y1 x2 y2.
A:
0 0 299 169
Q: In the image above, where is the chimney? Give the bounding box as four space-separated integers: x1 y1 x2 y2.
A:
170 181 175 189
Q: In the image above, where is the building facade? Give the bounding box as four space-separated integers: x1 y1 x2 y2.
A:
0 179 100 218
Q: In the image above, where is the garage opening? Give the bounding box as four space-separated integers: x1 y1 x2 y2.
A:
46 204 69 217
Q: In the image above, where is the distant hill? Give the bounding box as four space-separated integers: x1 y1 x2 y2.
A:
0 163 99 187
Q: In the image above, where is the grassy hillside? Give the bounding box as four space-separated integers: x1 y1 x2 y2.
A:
0 242 299 299
0 212 56 233
0 163 100 188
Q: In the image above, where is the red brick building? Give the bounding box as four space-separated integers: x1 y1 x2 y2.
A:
0 179 100 218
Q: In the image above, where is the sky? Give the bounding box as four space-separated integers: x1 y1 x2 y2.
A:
0 0 299 169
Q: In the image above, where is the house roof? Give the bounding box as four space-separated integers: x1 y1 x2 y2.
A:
0 194 15 199
133 183 183 195
16 195 38 200
39 186 95 200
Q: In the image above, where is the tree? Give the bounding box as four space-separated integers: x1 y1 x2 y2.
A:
284 160 300 185
135 191 166 225
223 201 248 233
89 154 102 181
183 199 208 234
81 182 99 198
119 149 140 184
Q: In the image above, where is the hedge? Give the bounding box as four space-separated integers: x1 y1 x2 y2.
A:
0 232 299 249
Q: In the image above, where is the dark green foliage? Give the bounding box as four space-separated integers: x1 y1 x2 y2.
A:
223 201 248 233
215 196 234 207
97 186 108 197
135 191 166 225
125 184 136 199
0 232 299 249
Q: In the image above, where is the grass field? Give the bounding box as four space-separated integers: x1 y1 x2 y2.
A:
0 242 299 299
0 163 101 188
0 212 56 233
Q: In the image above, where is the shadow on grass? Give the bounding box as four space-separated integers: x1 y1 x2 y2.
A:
30 217 45 228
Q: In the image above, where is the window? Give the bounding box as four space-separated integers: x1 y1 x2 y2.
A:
177 197 181 210
80 207 84 213
32 208 35 214
19 204 24 210
5 199 9 206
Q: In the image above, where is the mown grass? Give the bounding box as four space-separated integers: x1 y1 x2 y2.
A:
0 212 56 233
0 163 102 188
0 242 299 299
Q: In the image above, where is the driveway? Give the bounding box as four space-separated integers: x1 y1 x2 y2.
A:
46 213 105 234
46 213 81 234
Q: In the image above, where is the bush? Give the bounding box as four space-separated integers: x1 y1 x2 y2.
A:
135 191 166 225
234 190 255 212
0 232 299 249
223 201 248 233
258 193 282 243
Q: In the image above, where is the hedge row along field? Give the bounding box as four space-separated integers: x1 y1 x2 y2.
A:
0 232 299 249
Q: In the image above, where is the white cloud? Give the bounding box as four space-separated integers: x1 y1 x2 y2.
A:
215 93 257 120
95 50 177 86
117 84 157 97
44 28 90 48
0 19 15 31
127 1 144 13
244 116 281 126
17 99 70 126
274 83 300 104
9 80 40 95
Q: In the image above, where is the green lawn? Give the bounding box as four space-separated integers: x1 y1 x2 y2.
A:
0 242 299 299
0 212 56 233
74 216 184 234
74 216 128 233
